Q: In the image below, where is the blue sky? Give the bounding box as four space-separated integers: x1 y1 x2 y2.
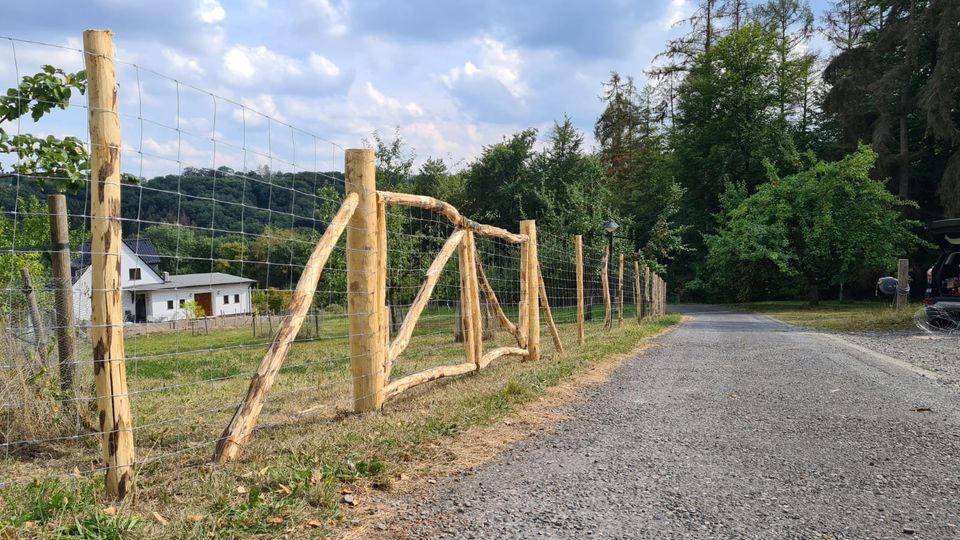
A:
1 0 831 177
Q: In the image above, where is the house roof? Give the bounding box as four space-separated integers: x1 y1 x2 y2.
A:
72 238 162 270
125 272 255 291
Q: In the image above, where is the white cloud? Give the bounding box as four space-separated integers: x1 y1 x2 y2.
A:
441 37 528 99
162 48 205 76
197 0 226 23
662 0 691 30
301 0 349 36
308 53 341 77
364 81 423 117
221 45 304 85
230 93 287 126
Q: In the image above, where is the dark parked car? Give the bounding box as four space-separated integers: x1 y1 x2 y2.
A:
925 219 960 326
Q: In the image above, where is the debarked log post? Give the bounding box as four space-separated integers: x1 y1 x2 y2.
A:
214 192 358 463
520 220 539 361
538 266 564 354
575 235 584 345
346 149 386 413
85 28 135 500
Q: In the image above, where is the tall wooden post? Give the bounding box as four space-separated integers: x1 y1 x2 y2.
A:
459 230 482 368
85 29 134 500
643 267 651 320
601 246 611 330
19 268 47 363
633 260 642 324
617 254 624 327
574 235 584 345
520 220 539 361
48 194 77 390
896 258 909 309
346 148 385 412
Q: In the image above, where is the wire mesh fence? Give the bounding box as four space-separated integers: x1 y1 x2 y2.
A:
0 32 667 498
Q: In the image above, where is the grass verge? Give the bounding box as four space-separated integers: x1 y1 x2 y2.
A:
734 300 921 332
1 312 679 539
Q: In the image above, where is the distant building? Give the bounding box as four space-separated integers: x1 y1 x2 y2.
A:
71 239 254 323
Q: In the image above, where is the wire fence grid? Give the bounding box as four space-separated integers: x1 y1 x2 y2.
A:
0 34 665 496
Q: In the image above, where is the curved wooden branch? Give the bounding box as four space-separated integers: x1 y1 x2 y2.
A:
538 267 564 354
214 192 359 463
384 362 477 400
478 346 527 369
377 191 527 244
385 229 465 378
476 257 522 347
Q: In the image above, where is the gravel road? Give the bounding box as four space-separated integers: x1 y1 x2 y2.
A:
390 305 960 539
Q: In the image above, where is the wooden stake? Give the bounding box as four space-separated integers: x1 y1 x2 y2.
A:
48 195 77 390
468 233 483 366
213 193 357 462
386 229 464 376
378 197 389 362
20 267 47 364
896 258 909 309
518 233 529 348
85 29 134 499
476 258 522 346
617 254 624 327
574 235 584 345
345 148 385 413
458 230 481 368
643 266 651 320
520 220 539 361
601 246 611 331
633 261 642 325
538 267 564 354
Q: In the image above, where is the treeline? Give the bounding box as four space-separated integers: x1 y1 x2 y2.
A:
590 0 957 302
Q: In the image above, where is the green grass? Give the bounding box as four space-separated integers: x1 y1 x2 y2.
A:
1 304 677 538
734 300 921 331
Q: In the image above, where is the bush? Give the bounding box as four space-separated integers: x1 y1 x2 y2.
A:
322 303 344 315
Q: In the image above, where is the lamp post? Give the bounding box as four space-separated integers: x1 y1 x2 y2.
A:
603 220 629 321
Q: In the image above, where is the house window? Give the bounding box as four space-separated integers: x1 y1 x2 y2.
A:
128 268 141 280
179 299 185 307
167 300 174 309
234 294 240 303
223 295 230 304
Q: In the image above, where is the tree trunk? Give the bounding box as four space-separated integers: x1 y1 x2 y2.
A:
898 110 909 199
808 284 820 306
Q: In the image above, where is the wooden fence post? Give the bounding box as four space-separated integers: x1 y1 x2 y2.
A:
896 258 909 309
643 266 651 320
459 230 482 368
19 268 47 364
601 246 611 330
574 235 584 345
48 194 77 390
633 260 642 325
84 29 135 500
346 148 385 412
617 254 624 327
520 220 539 361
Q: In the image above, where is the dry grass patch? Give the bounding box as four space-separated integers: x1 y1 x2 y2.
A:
735 300 920 332
0 310 679 539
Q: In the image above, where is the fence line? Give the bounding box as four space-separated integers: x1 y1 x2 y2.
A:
0 29 668 500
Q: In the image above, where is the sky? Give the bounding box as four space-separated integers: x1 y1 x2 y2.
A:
0 0 831 177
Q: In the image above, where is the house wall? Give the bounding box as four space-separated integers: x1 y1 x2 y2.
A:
72 242 164 323
147 283 252 322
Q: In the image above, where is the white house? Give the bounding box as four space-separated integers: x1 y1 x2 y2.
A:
72 239 255 323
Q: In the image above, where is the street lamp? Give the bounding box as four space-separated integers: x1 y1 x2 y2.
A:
602 220 629 323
